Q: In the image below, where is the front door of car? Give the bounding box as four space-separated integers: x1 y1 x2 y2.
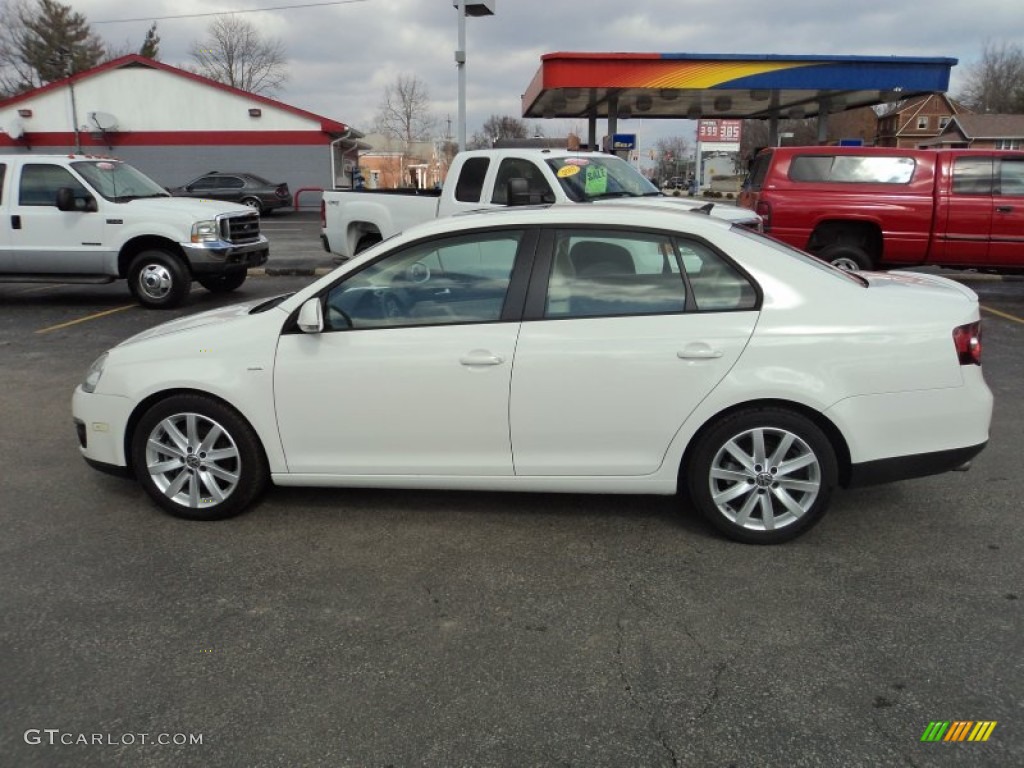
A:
940 155 994 266
989 156 1024 266
273 228 533 476
510 230 758 476
8 163 107 274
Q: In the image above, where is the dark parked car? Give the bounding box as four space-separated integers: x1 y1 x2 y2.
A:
170 172 291 214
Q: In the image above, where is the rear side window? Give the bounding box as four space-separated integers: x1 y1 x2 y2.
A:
455 157 489 203
789 155 915 184
952 157 993 195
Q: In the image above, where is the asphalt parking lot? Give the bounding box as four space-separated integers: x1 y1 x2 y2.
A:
1 215 1022 767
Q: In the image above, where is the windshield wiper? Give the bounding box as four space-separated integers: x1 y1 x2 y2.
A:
587 191 634 200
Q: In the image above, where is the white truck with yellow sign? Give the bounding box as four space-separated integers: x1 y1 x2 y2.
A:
320 148 760 260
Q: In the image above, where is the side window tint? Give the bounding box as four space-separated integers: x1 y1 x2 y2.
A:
545 231 686 319
681 240 758 311
324 230 522 330
221 177 245 189
953 157 993 195
454 157 489 203
491 158 554 205
789 155 914 184
191 177 215 190
998 159 1024 197
18 164 89 207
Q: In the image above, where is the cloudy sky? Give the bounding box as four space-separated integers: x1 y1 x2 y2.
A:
71 0 1020 147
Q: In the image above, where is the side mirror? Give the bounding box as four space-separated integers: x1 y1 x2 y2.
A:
55 187 78 212
506 177 531 206
297 297 323 334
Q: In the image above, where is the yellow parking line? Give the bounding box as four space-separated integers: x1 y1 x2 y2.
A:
35 304 137 334
981 304 1024 325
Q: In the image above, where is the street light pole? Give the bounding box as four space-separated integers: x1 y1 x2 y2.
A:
453 1 495 153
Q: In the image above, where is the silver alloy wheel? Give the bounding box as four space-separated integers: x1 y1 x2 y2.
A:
144 412 241 508
137 263 173 301
242 197 261 210
830 257 862 271
708 426 822 532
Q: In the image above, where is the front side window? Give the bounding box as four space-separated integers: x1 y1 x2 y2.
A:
999 159 1024 196
190 176 217 190
491 158 555 204
18 164 89 207
324 230 522 330
952 157 993 195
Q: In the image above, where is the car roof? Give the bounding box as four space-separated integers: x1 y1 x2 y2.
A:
396 202 737 242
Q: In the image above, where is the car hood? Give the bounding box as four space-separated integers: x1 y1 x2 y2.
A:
118 298 271 346
867 270 979 302
602 196 762 225
128 196 251 217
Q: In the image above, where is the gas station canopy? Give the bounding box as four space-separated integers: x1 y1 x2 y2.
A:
522 52 957 126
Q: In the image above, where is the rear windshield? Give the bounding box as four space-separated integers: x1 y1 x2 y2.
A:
788 155 916 184
744 152 772 191
734 228 867 286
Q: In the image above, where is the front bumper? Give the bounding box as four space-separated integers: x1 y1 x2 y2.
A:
72 386 134 471
181 235 269 274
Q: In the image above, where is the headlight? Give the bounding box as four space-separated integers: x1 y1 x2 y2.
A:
82 352 108 393
191 220 219 243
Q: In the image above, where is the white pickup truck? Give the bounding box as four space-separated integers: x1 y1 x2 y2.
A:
320 149 761 260
0 154 269 308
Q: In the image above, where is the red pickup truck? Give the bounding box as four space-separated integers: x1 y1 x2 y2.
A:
738 146 1024 272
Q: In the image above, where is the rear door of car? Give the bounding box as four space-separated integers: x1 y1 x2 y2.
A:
509 227 759 476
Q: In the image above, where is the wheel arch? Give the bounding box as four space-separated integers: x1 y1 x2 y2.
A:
118 236 188 278
807 219 883 263
123 387 269 475
677 398 853 491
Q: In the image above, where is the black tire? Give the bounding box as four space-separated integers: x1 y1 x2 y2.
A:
197 271 247 293
686 407 838 544
819 244 873 271
240 196 264 214
355 233 382 254
128 249 192 309
130 394 268 521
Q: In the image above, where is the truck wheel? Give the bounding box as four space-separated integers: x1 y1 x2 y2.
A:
198 271 247 293
685 407 838 544
355 234 382 254
819 244 872 271
128 250 191 309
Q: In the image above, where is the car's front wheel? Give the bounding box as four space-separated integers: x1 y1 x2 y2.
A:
686 407 838 544
130 394 268 520
128 250 191 309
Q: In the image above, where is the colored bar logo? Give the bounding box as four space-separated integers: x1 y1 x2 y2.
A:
921 721 997 742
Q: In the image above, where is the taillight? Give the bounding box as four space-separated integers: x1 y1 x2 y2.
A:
276 185 289 198
952 321 982 365
320 199 326 228
755 200 771 231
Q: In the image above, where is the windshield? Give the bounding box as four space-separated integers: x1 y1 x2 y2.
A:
71 160 169 202
545 155 660 202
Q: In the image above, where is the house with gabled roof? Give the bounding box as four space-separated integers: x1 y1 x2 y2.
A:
927 114 1024 149
0 54 366 203
874 93 971 148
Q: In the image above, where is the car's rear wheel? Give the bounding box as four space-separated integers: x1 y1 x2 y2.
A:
128 249 191 309
240 196 264 214
819 244 872 271
130 394 268 520
197 271 247 293
686 408 837 544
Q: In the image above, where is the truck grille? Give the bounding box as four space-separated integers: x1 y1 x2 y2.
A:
219 213 261 244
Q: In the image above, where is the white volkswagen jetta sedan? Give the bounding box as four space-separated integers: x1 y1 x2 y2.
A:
72 205 992 544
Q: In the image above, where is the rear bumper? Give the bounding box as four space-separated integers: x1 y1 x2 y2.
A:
846 441 987 487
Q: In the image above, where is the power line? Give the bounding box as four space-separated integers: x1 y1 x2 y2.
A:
92 0 371 25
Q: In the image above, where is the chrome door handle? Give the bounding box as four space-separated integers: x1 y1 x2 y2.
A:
460 351 505 366
678 344 723 360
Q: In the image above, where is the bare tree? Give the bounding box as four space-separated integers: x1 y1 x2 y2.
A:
468 114 531 149
652 136 691 184
189 15 288 96
373 75 436 184
958 40 1024 113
